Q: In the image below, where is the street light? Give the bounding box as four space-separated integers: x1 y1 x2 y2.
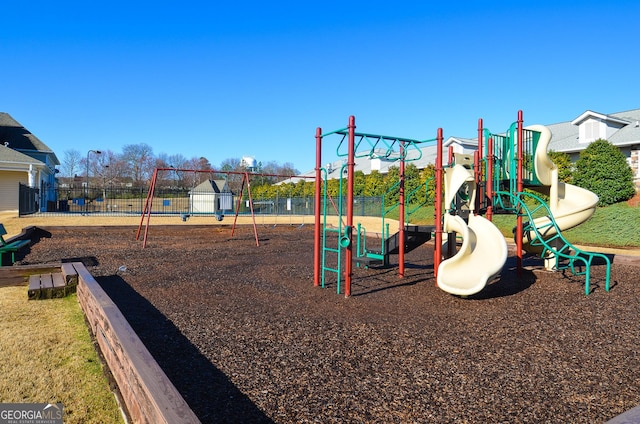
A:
85 150 102 214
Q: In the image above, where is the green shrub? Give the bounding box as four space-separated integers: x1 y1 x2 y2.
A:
548 150 573 183
573 139 635 206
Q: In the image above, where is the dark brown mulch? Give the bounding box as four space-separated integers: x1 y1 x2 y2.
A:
18 225 640 423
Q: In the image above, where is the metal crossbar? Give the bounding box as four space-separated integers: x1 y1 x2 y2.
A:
329 130 433 162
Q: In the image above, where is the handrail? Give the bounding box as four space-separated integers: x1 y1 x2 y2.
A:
405 177 433 220
496 190 611 294
320 127 348 138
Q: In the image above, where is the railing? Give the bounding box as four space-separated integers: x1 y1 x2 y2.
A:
496 190 611 295
41 186 389 218
484 124 542 195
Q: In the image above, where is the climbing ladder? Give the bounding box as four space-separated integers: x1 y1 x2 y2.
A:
319 164 347 293
333 130 425 162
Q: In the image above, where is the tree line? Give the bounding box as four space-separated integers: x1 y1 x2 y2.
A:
62 139 635 207
60 143 299 190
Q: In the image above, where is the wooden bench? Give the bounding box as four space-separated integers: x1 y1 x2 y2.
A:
27 263 79 300
0 223 31 266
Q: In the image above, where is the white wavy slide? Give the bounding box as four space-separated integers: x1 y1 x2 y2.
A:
522 125 599 251
437 165 508 296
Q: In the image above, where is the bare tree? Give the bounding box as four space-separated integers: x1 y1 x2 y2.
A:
218 157 244 191
163 154 190 188
279 162 299 176
121 143 155 186
61 149 82 177
94 150 124 188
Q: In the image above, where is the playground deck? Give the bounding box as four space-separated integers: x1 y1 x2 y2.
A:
16 225 640 423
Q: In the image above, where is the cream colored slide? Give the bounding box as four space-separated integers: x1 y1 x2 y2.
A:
523 125 598 249
437 213 508 296
436 165 508 296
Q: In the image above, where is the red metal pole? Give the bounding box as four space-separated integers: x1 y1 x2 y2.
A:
487 137 494 221
516 110 524 274
136 168 157 241
345 116 355 297
398 141 405 278
244 172 260 247
434 128 444 281
141 168 159 248
475 118 483 215
314 127 322 287
231 176 246 237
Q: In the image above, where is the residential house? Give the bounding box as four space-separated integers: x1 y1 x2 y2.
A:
0 112 60 212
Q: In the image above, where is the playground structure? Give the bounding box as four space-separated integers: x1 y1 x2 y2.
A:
136 167 314 248
314 112 611 297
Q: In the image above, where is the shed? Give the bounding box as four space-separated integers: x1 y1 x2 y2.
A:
188 179 233 214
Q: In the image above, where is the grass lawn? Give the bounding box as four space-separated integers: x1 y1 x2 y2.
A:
0 287 124 424
491 201 640 248
405 201 640 249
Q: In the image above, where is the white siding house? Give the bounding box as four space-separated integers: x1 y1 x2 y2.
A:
548 109 640 187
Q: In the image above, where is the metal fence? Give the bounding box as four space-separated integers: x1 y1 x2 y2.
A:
18 183 39 215
31 186 386 218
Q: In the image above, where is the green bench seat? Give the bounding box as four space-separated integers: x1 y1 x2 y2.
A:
0 224 31 266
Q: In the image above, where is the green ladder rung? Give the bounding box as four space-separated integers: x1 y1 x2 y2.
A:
365 253 385 260
322 266 340 273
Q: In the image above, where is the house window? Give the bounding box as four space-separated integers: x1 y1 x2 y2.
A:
585 121 599 140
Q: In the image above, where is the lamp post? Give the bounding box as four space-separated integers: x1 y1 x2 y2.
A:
85 150 102 214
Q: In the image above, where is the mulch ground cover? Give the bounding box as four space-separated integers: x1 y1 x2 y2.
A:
18 224 640 423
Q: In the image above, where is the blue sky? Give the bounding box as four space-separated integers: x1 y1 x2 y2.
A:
2 1 639 173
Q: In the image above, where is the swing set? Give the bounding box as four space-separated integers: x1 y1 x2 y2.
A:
136 167 314 248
